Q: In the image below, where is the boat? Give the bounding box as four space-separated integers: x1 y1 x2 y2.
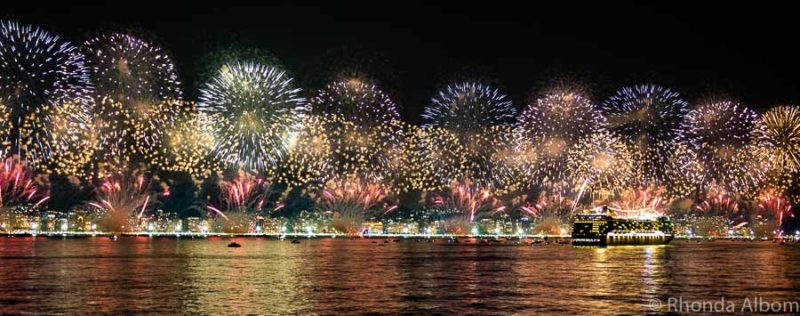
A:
109 234 119 240
291 239 301 244
227 241 241 247
572 206 674 246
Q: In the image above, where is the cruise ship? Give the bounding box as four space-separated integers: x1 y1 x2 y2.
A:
571 206 674 246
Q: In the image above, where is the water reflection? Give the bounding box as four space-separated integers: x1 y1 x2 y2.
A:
1 237 798 314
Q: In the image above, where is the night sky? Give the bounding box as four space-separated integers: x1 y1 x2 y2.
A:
5 1 800 123
5 1 800 230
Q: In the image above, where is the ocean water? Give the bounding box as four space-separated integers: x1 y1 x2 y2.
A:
1 237 799 315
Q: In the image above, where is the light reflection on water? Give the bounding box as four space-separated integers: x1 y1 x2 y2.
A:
1 238 799 314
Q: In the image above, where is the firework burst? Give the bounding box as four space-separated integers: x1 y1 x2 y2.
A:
149 108 222 181
315 176 395 235
468 125 519 191
317 113 403 182
663 143 705 199
755 106 800 172
278 115 334 189
0 101 11 156
310 78 400 127
696 189 740 218
0 156 49 210
682 100 763 195
431 179 504 235
207 171 282 234
198 62 308 173
748 189 793 238
567 131 634 197
93 97 193 170
602 85 689 185
415 126 467 190
83 33 182 102
87 169 163 232
493 135 539 192
422 82 516 188
691 188 741 237
422 82 515 131
20 99 95 178
754 106 800 197
388 124 430 193
518 190 574 235
518 89 604 184
608 186 669 219
0 20 92 163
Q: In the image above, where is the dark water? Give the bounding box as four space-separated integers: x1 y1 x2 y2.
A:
1 237 799 315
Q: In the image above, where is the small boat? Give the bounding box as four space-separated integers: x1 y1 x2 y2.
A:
227 241 241 248
291 239 301 244
109 234 119 240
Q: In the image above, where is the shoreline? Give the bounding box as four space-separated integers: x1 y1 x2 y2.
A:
0 232 794 242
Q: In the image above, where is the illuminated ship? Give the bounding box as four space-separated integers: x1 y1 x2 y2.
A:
571 206 674 246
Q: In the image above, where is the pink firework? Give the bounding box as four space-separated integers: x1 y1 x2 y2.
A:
432 179 504 234
208 171 282 233
518 191 574 235
696 190 739 218
754 189 794 237
0 157 49 209
317 176 395 235
609 187 668 219
88 170 162 232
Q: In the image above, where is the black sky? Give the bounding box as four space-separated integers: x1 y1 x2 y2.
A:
5 1 800 122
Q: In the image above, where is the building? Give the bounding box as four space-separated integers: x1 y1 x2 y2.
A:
362 221 384 234
186 217 202 233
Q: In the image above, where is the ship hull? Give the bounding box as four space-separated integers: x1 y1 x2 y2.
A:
606 233 674 246
572 234 674 246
